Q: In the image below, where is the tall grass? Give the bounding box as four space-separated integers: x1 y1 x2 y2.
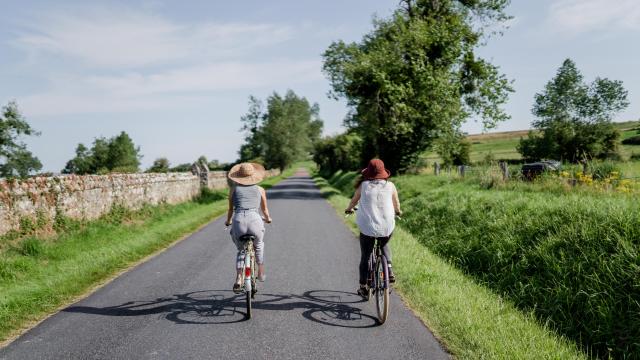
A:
393 174 640 359
314 172 585 360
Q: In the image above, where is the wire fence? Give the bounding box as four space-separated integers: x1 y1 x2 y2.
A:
427 161 640 193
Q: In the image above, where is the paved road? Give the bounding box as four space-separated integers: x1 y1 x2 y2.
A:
0 171 448 360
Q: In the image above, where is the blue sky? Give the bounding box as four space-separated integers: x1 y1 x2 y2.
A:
1 0 638 172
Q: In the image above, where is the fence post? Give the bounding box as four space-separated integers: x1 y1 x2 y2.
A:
458 165 465 178
434 162 440 176
499 162 509 181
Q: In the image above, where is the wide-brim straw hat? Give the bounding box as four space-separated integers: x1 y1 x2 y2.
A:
228 162 266 185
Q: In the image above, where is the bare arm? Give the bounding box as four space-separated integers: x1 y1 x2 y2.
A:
345 185 362 213
225 187 235 226
391 183 402 216
259 187 272 223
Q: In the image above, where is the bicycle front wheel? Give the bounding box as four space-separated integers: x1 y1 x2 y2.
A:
375 255 390 324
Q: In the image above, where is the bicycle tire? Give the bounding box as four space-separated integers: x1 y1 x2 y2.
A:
246 290 252 319
375 255 390 324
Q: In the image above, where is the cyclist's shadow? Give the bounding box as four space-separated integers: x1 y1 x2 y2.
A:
64 290 380 327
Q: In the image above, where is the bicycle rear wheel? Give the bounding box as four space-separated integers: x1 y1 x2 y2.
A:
375 255 390 324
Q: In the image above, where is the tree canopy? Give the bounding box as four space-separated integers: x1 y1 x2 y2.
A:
63 131 142 174
518 59 629 162
238 90 323 170
322 0 513 173
0 101 42 178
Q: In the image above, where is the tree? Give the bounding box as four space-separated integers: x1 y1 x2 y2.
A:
0 101 42 178
62 131 142 174
107 131 142 172
147 158 170 173
237 90 324 170
313 131 364 175
62 144 92 174
323 0 513 174
518 59 629 162
434 132 472 166
238 96 266 163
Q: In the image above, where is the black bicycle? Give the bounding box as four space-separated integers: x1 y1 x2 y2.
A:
345 208 392 324
365 236 390 324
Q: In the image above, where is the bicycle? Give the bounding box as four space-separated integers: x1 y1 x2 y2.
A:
365 236 390 324
345 208 394 324
237 234 258 319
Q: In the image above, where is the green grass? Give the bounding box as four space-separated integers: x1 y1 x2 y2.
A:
313 171 586 360
0 168 295 344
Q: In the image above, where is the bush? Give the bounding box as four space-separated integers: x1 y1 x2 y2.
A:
313 132 363 176
631 152 640 161
622 135 640 145
588 161 623 180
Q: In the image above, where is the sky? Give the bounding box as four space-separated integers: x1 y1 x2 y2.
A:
1 0 639 172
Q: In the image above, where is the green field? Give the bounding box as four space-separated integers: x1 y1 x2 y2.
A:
422 121 640 176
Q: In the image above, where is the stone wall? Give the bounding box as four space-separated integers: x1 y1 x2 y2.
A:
0 173 200 235
0 168 282 236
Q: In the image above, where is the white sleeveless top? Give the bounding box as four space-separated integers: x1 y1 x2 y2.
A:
356 180 396 237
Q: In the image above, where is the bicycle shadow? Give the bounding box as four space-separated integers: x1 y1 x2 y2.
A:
63 290 380 328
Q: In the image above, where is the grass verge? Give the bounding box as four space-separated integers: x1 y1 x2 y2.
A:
312 173 586 360
0 168 293 345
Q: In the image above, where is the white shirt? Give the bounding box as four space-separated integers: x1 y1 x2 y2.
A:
356 180 396 237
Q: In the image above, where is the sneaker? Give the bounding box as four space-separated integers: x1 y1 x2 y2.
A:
357 285 369 298
258 273 266 282
232 283 242 293
388 267 396 283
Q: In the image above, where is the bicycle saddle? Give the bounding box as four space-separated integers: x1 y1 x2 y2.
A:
239 234 256 242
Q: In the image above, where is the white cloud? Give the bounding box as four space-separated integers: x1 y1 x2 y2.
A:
14 9 294 68
547 0 640 35
19 60 323 116
11 7 323 117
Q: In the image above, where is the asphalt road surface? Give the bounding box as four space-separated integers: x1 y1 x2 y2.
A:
0 171 449 360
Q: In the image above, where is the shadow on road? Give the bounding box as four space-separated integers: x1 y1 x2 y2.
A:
266 179 325 200
64 290 379 327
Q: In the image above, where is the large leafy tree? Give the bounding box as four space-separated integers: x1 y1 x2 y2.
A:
238 90 323 170
323 0 513 174
63 131 142 174
518 59 629 162
0 101 42 178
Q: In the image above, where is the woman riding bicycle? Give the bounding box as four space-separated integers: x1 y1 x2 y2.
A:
345 159 402 297
225 162 272 293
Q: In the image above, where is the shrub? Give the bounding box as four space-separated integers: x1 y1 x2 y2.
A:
631 152 640 161
588 160 622 180
313 132 363 176
622 135 640 145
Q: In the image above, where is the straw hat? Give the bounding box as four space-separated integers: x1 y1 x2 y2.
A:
228 162 265 185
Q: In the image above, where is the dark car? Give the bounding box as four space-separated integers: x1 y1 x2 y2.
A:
521 160 561 180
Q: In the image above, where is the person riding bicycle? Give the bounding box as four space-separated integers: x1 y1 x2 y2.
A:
345 159 402 298
225 162 272 293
